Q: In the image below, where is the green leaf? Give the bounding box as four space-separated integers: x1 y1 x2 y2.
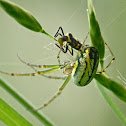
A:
95 73 126 103
88 0 105 69
0 0 42 32
0 98 32 126
0 78 54 126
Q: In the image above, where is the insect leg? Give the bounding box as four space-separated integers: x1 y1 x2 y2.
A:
68 47 73 56
55 43 69 64
54 26 64 38
55 43 68 53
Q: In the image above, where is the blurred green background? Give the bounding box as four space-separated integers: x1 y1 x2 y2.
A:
0 0 126 126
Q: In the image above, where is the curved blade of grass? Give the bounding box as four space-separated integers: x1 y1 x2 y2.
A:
0 0 56 41
0 98 32 126
88 0 126 124
87 0 126 103
0 78 54 126
88 0 105 69
95 73 126 103
96 83 126 125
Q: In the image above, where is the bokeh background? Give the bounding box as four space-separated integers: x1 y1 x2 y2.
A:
0 0 126 126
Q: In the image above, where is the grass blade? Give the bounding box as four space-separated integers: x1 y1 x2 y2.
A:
0 98 32 126
88 0 105 69
0 78 54 126
88 0 126 125
96 83 126 125
95 73 126 103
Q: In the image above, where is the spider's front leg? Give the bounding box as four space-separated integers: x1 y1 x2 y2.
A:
17 54 60 69
17 55 67 80
0 67 61 77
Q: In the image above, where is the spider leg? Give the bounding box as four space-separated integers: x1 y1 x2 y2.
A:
0 68 61 76
36 75 71 110
39 74 66 80
57 49 62 65
55 44 70 64
101 42 115 73
17 55 67 79
80 32 89 50
17 54 60 69
31 66 67 80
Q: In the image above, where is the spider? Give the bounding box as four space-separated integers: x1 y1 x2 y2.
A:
0 27 115 110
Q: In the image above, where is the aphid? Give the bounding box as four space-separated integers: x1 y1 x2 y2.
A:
0 27 115 110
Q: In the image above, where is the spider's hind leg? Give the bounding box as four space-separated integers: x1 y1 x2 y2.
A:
101 42 115 73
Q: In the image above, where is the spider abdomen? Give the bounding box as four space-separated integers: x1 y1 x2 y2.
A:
72 47 99 86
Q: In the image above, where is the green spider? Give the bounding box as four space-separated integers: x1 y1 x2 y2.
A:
0 27 115 110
